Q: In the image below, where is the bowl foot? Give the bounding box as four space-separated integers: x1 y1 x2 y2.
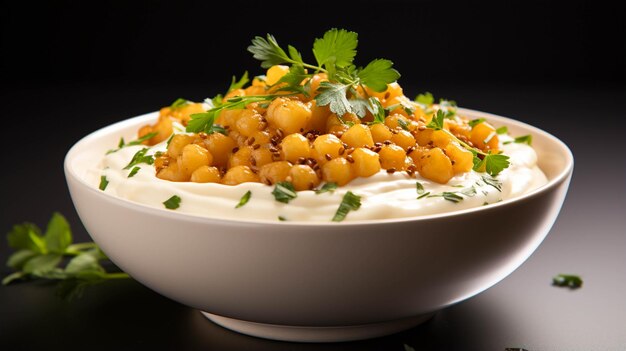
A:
200 311 435 342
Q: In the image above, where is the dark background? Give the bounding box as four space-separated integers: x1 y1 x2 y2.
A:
1 0 625 350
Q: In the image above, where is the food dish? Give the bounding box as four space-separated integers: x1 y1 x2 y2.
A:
64 29 573 341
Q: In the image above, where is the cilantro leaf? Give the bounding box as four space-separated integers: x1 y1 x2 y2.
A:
504 134 533 145
332 191 362 222
496 126 508 134
475 154 510 177
170 98 191 109
163 195 181 210
123 148 154 170
426 110 445 130
272 182 297 203
368 97 386 124
235 191 252 208
313 28 358 75
44 212 71 255
552 274 583 288
357 59 400 92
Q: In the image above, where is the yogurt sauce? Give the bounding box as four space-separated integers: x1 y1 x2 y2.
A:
91 134 547 222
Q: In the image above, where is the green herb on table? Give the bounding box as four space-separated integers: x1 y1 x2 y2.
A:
235 191 252 208
552 274 583 289
332 191 362 222
99 175 109 191
272 182 297 203
3 212 130 300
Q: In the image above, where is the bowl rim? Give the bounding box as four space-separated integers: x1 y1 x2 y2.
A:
65 107 574 227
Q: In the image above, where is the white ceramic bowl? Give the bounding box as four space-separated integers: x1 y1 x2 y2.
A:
64 108 573 342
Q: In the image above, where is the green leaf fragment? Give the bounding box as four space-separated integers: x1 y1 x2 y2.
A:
44 212 72 254
272 182 297 204
163 195 181 210
235 191 252 208
332 191 362 222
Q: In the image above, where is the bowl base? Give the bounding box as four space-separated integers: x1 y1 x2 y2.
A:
201 311 435 342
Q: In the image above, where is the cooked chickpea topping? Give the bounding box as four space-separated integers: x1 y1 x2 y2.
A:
142 67 504 188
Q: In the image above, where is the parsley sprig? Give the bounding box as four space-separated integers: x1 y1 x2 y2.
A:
3 213 130 300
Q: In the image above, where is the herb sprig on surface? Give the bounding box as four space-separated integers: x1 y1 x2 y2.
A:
3 213 129 300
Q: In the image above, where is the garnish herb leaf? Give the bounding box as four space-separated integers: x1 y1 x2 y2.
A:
278 216 287 221
124 148 154 170
272 182 297 204
315 81 353 117
247 34 291 69
397 118 410 131
415 92 434 106
235 191 252 208
106 132 158 154
332 191 362 222
99 175 109 191
496 126 508 134
504 134 532 145
426 110 445 130
228 71 249 93
163 195 181 210
483 154 510 177
170 98 191 109
357 59 400 92
552 274 583 288
415 182 425 195
417 191 431 199
315 182 338 194
441 192 464 203
369 97 386 124
128 166 140 178
481 175 502 192
44 212 72 255
313 28 358 76
468 118 486 128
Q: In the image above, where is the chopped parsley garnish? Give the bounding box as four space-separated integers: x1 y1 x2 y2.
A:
397 118 410 131
315 182 338 194
163 195 181 210
552 274 583 289
332 191 362 222
415 92 434 106
127 166 140 178
427 186 476 203
481 175 502 192
99 175 109 191
123 148 155 170
504 134 533 145
468 118 486 128
272 182 297 203
496 126 508 134
415 182 426 195
235 191 252 209
106 132 158 154
417 192 430 199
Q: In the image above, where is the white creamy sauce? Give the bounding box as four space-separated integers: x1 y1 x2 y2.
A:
90 133 547 222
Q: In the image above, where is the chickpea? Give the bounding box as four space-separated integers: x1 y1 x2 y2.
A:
236 110 263 137
384 114 410 130
351 147 381 177
250 131 271 145
222 165 260 185
470 122 499 151
365 82 403 102
156 162 187 182
312 133 343 164
281 133 311 163
265 65 290 86
445 142 474 174
266 97 312 135
288 165 321 191
308 100 331 132
259 161 292 185
418 147 454 184
431 130 452 148
179 144 212 177
390 130 416 150
341 124 374 148
308 73 328 97
228 146 253 168
203 132 237 167
167 134 194 158
251 148 273 168
216 108 244 128
378 144 406 170
190 166 221 183
322 158 354 186
369 123 393 143
172 103 205 125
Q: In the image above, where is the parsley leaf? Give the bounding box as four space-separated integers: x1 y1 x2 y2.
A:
313 28 358 76
127 166 140 178
228 71 249 93
357 59 400 92
315 182 338 194
106 132 158 154
332 191 362 222
123 148 154 170
315 81 353 117
99 175 109 191
273 64 310 95
426 110 446 130
272 182 297 203
496 126 508 134
235 191 252 208
397 118 410 131
468 118 486 128
474 154 511 177
369 97 386 124
481 175 502 192
247 34 291 69
163 195 181 210
170 98 191 109
415 92 434 106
